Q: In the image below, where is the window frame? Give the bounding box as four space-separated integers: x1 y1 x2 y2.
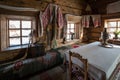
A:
8 18 33 47
0 14 36 51
105 19 120 39
66 22 75 41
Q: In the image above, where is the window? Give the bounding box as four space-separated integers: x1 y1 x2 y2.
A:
66 22 75 41
8 19 32 47
66 14 83 42
105 19 120 39
0 15 36 51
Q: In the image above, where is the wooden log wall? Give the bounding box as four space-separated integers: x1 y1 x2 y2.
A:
0 0 87 62
0 48 26 64
82 27 103 43
0 0 86 15
83 13 120 43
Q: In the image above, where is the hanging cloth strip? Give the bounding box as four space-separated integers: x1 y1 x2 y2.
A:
51 5 58 48
81 15 90 28
38 4 64 48
45 5 54 47
38 11 43 36
57 7 64 29
42 4 52 30
82 15 101 28
62 14 67 38
91 15 101 28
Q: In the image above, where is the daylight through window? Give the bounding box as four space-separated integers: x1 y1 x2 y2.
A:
8 19 32 47
67 23 75 41
105 19 120 39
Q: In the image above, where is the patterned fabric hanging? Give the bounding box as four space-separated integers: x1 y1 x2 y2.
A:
57 7 64 29
91 15 101 28
62 14 67 38
39 11 43 36
38 4 65 49
42 4 52 30
51 5 58 48
82 15 101 28
81 15 90 28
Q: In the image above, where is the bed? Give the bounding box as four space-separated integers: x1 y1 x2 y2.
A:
65 41 120 80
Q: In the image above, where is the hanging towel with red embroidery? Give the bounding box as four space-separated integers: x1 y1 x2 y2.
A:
42 4 52 30
81 15 90 28
91 15 101 28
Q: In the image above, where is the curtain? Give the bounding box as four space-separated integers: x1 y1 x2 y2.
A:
75 22 83 41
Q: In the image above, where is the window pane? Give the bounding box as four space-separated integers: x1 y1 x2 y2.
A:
67 35 70 39
109 33 114 39
108 28 116 33
10 38 20 46
118 21 120 27
22 30 31 36
108 22 116 27
9 20 20 28
22 21 31 28
9 30 20 37
67 30 70 34
118 28 120 31
70 29 74 33
67 24 70 28
71 24 74 28
118 35 120 38
67 23 75 41
22 37 29 44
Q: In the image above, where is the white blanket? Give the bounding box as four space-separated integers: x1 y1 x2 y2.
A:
65 42 120 80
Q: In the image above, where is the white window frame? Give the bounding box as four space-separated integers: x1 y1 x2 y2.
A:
8 19 32 47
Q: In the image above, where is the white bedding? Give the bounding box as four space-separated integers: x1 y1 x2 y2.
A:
65 42 120 80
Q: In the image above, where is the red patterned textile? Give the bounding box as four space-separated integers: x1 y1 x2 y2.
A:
82 15 101 28
81 15 90 28
91 15 101 28
73 45 79 48
42 4 52 30
57 7 64 29
14 61 23 70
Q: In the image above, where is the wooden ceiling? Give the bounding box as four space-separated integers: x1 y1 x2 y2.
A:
86 0 120 14
0 0 119 14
